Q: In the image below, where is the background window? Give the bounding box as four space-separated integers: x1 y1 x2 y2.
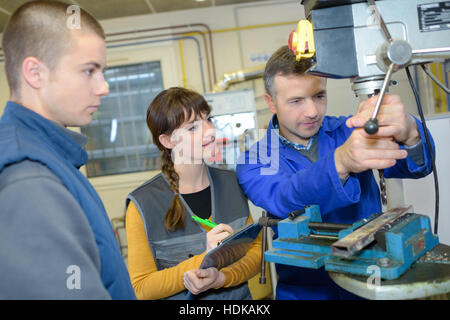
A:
81 61 164 177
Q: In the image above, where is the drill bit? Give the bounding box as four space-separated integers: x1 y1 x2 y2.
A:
379 169 387 206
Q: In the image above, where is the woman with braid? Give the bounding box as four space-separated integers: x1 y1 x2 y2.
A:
125 87 262 300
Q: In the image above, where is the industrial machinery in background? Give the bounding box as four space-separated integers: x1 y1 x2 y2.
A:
293 0 450 99
259 0 450 299
203 89 259 170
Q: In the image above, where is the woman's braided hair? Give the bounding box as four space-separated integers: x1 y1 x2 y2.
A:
146 87 211 232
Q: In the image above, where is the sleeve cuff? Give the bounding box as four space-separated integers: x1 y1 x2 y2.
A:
403 140 425 167
216 268 231 288
328 151 361 206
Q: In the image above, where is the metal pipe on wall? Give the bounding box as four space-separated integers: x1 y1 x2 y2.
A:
107 30 213 91
103 18 298 92
103 20 297 93
107 36 207 93
107 23 217 85
213 64 265 92
178 40 188 88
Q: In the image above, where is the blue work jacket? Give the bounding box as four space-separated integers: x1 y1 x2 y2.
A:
236 114 435 299
0 102 136 300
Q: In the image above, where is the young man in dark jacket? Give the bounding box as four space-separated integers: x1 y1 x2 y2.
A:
0 1 136 299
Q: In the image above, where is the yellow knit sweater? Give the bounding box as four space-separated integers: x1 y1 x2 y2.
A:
126 201 262 300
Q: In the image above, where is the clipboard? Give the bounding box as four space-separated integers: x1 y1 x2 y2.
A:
199 222 262 270
185 222 262 299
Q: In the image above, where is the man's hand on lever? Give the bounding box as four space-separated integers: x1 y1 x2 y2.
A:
334 94 420 179
346 94 420 146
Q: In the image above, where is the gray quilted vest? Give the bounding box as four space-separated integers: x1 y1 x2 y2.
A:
126 166 252 300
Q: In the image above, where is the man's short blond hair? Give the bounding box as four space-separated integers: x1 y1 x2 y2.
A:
2 0 105 95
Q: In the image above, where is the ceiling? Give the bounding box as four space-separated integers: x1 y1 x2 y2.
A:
0 0 273 34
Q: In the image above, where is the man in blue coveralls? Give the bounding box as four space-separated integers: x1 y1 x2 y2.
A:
236 45 435 300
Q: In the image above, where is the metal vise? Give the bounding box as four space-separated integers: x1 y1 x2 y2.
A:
264 205 439 280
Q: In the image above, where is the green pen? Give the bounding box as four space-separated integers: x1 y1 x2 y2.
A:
191 215 217 228
191 215 233 235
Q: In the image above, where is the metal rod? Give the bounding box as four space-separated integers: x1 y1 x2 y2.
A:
310 234 339 241
371 63 395 119
259 211 268 285
364 63 395 134
308 222 351 232
412 47 450 55
367 0 392 43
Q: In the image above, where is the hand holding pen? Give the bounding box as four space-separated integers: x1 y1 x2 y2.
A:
192 215 233 251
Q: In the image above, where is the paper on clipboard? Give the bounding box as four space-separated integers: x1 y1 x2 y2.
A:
199 223 262 270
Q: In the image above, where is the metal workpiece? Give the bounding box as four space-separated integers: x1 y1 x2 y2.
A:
331 205 412 258
329 244 450 300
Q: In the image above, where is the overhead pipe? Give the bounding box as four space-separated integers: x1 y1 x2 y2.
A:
106 19 301 93
104 19 297 89
107 23 217 84
213 64 265 92
178 40 188 88
107 29 214 91
107 36 207 93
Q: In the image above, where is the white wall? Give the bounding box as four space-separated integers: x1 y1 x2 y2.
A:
402 114 450 245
